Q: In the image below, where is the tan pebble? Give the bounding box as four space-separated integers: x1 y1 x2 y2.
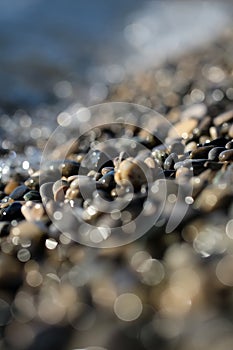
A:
11 221 45 240
0 198 14 209
54 185 68 201
4 180 19 195
185 141 197 153
214 109 233 126
169 118 198 138
65 188 80 200
114 158 147 189
229 124 233 138
101 167 114 175
21 201 45 222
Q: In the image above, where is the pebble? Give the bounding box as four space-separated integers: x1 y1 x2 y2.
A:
208 147 226 161
40 182 54 201
97 170 115 191
114 158 148 190
54 185 68 201
21 201 45 222
164 153 178 170
59 160 80 177
4 180 20 195
1 202 24 221
9 184 29 200
214 109 233 126
169 118 198 138
229 124 233 138
225 140 233 149
23 190 41 201
0 221 11 237
190 145 213 159
219 149 233 162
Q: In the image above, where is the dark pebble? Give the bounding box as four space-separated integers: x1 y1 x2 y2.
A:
219 149 233 162
9 185 30 200
1 202 24 221
225 140 233 150
164 153 178 170
97 170 115 191
0 221 11 237
190 145 214 159
204 161 224 170
52 180 68 195
208 147 226 161
23 190 42 201
59 160 80 177
204 137 229 148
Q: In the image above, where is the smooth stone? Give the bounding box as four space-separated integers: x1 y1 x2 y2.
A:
229 124 233 138
0 197 14 209
208 147 226 161
21 201 45 222
4 180 20 195
214 109 233 126
0 221 11 237
226 140 233 150
164 153 178 170
175 167 192 179
87 170 102 180
97 170 115 191
65 188 80 200
196 116 211 135
40 182 54 202
23 190 41 201
204 137 228 148
219 149 233 162
1 202 24 221
24 176 39 190
168 118 198 138
9 185 30 200
114 159 148 190
52 180 68 195
185 141 197 153
190 145 214 159
59 160 80 177
54 185 68 201
101 167 114 175
70 176 96 200
181 103 207 120
204 161 224 170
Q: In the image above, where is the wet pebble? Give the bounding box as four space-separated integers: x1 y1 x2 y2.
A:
225 140 233 150
97 170 115 191
0 221 11 237
114 158 148 190
59 160 80 177
164 153 178 170
208 147 226 161
23 190 41 201
9 185 29 200
1 202 24 221
169 118 198 138
190 145 213 159
219 149 233 162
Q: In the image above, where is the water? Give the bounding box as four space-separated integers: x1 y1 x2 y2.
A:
0 0 231 108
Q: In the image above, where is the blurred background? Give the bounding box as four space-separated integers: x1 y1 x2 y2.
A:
0 0 232 110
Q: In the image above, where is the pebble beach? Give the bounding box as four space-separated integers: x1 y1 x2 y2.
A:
0 2 233 350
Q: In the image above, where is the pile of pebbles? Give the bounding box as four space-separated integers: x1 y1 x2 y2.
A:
0 33 233 350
